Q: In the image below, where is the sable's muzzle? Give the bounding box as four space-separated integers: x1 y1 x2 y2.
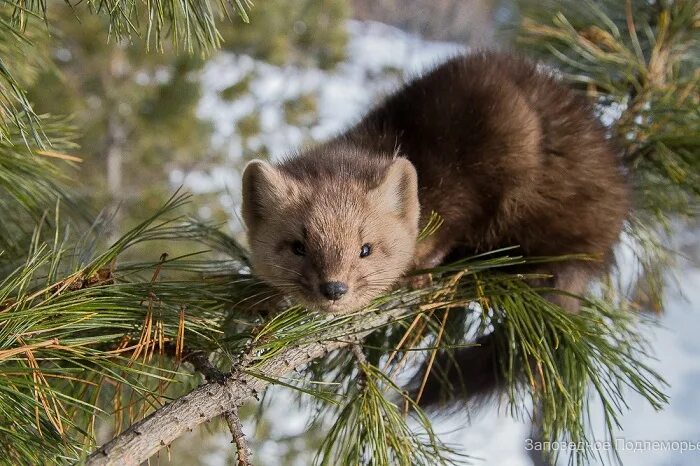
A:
319 281 348 301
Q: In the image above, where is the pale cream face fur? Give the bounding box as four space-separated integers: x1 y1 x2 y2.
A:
241 158 420 313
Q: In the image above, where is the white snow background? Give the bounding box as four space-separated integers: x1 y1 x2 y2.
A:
181 20 700 466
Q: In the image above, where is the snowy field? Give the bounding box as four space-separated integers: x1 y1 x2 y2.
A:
186 20 700 466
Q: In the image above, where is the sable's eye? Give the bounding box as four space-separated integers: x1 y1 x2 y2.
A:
360 243 372 258
292 240 306 256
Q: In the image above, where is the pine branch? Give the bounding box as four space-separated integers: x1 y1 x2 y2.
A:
165 342 252 464
0 193 256 463
84 307 406 466
224 408 252 466
163 342 227 384
68 254 666 466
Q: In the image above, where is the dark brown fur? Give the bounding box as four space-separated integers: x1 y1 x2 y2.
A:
343 52 628 273
241 51 629 407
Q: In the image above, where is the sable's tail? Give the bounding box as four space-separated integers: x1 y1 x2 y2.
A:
411 329 555 466
410 329 509 408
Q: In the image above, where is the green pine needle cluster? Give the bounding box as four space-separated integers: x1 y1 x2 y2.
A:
315 362 467 466
1 0 252 145
0 194 233 462
0 116 81 262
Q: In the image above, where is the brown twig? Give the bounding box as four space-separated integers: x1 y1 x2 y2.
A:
176 345 228 385
414 308 450 406
351 343 369 388
224 408 252 466
0 338 60 362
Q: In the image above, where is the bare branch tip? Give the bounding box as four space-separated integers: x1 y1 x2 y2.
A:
224 409 252 466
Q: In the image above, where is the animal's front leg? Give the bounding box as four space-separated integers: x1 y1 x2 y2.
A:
403 235 455 289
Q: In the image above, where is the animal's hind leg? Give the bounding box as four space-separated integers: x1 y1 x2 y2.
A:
528 261 597 312
545 262 598 312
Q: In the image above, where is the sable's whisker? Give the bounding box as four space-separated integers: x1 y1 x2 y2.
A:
268 264 304 277
234 289 281 307
244 293 285 312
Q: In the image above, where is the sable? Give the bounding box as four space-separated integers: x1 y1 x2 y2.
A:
241 51 629 406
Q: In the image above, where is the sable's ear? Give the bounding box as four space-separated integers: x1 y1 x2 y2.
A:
371 158 420 227
241 160 291 231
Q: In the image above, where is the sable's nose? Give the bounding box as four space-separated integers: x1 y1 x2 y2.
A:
319 281 348 301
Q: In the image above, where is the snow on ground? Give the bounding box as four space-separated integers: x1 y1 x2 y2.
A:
188 20 700 466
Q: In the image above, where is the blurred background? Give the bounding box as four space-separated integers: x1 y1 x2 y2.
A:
22 0 699 465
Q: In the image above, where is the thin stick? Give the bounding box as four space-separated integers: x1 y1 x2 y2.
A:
384 313 423 369
164 342 227 384
0 338 59 361
224 408 252 466
351 343 369 388
414 308 450 406
35 149 84 163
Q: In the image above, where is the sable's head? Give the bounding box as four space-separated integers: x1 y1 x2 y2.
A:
241 156 420 313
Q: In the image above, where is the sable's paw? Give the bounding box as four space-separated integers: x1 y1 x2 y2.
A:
401 273 433 290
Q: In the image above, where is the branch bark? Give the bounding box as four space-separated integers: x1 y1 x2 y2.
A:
84 308 405 465
224 408 251 466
